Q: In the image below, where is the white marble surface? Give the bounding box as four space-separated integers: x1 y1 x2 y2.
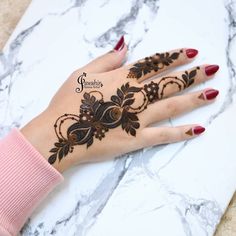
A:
0 0 236 235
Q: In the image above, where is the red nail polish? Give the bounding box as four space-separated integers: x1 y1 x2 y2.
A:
193 126 205 135
114 36 125 51
186 49 198 58
204 89 219 100
205 65 219 76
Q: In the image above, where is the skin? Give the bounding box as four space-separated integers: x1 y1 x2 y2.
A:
21 44 219 173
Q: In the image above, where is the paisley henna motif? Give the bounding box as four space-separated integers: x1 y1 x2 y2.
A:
48 68 199 164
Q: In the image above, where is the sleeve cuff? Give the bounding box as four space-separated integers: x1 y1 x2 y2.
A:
0 128 64 236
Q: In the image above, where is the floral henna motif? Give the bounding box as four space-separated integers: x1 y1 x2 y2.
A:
127 50 183 80
142 67 199 102
48 83 142 164
48 68 199 164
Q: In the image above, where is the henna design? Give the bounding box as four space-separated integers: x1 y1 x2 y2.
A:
142 67 199 102
48 84 142 164
198 93 205 100
185 128 194 136
48 68 199 164
127 50 183 80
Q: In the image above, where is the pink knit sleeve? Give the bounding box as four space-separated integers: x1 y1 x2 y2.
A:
0 128 64 236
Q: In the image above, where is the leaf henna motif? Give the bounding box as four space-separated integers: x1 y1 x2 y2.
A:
48 68 199 164
127 50 183 80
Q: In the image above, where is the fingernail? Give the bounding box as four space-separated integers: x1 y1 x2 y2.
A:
114 35 125 51
186 126 205 136
205 65 219 76
193 126 205 135
186 48 198 58
204 89 219 100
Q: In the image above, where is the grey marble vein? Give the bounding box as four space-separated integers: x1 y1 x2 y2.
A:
151 0 236 183
0 19 41 86
48 0 87 16
205 0 236 125
20 155 133 235
0 20 42 138
120 147 222 235
1 0 235 235
94 0 159 48
20 1 162 234
84 0 160 60
171 192 222 236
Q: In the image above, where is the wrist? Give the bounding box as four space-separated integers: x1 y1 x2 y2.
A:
20 110 70 173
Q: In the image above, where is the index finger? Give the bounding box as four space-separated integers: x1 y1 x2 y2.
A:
119 48 198 83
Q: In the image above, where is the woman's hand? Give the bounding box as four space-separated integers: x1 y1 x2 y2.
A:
21 37 219 173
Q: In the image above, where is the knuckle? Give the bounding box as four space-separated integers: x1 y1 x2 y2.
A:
192 94 202 106
158 130 170 143
166 99 180 117
178 128 185 141
191 92 205 107
140 131 154 147
169 129 185 143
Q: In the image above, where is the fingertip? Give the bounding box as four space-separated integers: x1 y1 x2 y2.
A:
205 64 220 76
82 38 128 73
112 36 128 57
109 42 128 66
185 48 199 59
116 43 128 58
193 125 206 135
185 125 205 136
113 35 125 51
200 88 219 101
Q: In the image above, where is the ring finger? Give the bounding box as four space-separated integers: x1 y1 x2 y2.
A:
119 48 199 82
141 88 219 126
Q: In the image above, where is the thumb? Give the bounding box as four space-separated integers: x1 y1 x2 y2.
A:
81 36 128 73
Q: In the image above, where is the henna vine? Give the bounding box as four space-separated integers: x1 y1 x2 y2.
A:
48 68 199 164
127 50 183 80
